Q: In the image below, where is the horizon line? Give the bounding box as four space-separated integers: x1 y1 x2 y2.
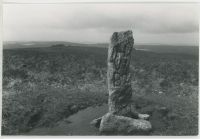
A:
3 40 199 46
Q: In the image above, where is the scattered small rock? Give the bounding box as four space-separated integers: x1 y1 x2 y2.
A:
70 105 78 112
158 91 163 94
90 117 102 128
138 113 150 120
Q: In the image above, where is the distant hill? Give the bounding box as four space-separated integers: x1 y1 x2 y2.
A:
134 44 199 56
3 41 198 56
3 41 108 49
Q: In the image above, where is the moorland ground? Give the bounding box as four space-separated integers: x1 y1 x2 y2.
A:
2 44 198 135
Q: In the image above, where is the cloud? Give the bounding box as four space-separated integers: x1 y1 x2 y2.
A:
3 3 199 45
43 4 198 34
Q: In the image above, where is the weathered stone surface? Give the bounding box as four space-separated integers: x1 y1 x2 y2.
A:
90 117 102 128
99 113 152 135
107 30 134 116
138 113 150 120
90 30 152 135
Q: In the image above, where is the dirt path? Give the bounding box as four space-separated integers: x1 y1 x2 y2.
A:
27 104 108 135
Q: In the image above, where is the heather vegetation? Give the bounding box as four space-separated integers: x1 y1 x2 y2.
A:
2 45 198 135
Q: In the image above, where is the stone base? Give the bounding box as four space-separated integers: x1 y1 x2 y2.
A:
99 113 152 135
90 113 150 129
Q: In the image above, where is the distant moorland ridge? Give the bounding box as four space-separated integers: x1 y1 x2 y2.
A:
3 41 199 56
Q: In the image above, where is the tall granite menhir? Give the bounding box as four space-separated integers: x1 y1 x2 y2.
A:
107 30 134 116
91 30 152 135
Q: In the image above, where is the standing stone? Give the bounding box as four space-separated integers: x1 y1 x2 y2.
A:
91 30 152 135
107 30 136 117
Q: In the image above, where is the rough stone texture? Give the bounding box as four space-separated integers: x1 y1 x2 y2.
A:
107 30 137 117
90 30 152 135
90 117 102 128
138 113 150 120
99 113 152 135
90 113 150 129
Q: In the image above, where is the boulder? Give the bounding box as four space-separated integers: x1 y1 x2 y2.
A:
99 113 152 135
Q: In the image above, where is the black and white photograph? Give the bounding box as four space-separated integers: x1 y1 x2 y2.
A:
1 0 199 136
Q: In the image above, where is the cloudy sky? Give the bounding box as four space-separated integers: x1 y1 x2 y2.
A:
3 1 199 45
